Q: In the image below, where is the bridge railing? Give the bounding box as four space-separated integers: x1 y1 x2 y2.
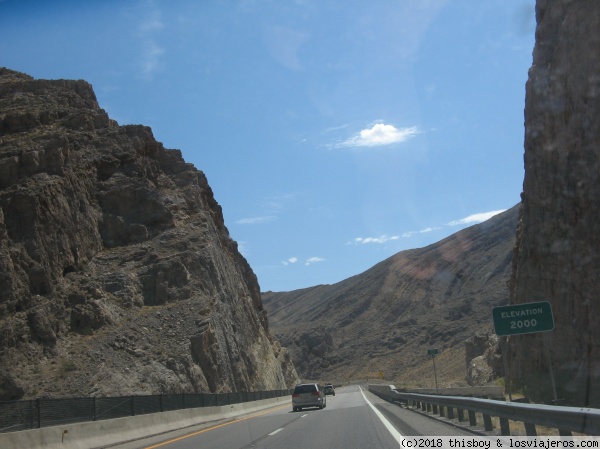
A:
368 385 600 436
0 389 290 434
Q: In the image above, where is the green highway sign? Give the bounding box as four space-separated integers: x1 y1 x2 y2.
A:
492 301 555 336
427 349 439 356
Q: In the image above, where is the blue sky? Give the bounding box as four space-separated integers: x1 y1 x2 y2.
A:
1 0 535 292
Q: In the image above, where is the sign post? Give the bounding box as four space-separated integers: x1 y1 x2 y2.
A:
492 301 556 402
427 349 439 394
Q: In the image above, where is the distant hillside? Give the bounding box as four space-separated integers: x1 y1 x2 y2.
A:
263 205 519 387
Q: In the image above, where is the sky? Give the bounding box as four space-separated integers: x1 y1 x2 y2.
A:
0 0 536 292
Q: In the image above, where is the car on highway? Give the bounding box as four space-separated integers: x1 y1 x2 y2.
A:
292 383 327 411
323 384 335 396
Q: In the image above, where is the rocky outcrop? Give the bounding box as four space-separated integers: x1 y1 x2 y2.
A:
0 68 298 399
508 1 600 406
465 332 502 386
263 206 519 385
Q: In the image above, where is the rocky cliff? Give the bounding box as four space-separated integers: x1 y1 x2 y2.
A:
0 68 298 400
263 206 518 386
508 0 600 407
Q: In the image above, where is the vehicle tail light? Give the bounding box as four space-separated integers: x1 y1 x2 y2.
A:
312 391 320 396
292 393 299 398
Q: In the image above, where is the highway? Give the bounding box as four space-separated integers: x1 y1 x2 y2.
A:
117 385 474 449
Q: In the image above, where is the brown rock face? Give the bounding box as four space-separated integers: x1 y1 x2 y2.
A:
508 1 600 406
0 68 298 399
465 333 502 387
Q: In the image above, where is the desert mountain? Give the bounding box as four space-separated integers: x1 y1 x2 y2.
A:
263 205 519 386
0 68 297 400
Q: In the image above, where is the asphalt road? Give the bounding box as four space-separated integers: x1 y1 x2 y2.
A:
122 385 474 449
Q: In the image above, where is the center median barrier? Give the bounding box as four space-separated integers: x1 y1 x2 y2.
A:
405 386 504 398
367 384 406 405
0 396 291 449
367 385 504 408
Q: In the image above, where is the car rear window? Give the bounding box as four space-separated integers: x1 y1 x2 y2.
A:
294 385 317 394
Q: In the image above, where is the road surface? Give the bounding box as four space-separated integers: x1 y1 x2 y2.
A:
117 385 474 449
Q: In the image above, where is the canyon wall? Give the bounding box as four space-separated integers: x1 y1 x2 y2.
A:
0 68 297 399
508 0 600 406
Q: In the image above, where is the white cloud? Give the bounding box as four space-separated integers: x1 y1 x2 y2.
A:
282 257 298 266
324 123 350 133
236 216 276 225
141 42 165 76
402 227 440 238
237 193 296 227
262 193 298 212
305 257 325 266
351 235 400 244
336 123 419 148
137 0 165 78
447 210 506 226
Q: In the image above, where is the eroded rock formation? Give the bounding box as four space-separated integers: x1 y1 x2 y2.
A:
508 0 600 406
0 68 298 399
465 332 502 386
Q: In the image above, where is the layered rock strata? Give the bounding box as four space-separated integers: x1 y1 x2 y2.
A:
0 68 297 399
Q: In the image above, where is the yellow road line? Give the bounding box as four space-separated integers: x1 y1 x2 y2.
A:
143 403 290 449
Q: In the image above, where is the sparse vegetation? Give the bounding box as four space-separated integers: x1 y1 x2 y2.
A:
58 360 77 378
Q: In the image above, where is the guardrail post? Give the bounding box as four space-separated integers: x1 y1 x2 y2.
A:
447 407 454 419
524 422 537 436
432 404 438 414
457 408 465 422
483 414 493 431
468 410 477 426
439 405 445 417
500 417 510 436
421 402 426 411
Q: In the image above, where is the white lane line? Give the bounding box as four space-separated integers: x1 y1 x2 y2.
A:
301 414 308 418
268 428 284 436
359 386 405 445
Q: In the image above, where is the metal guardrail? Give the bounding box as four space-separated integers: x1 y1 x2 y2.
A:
0 389 290 434
405 386 504 398
368 385 600 436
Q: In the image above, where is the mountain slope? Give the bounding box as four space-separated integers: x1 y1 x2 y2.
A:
263 205 519 385
0 68 297 399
